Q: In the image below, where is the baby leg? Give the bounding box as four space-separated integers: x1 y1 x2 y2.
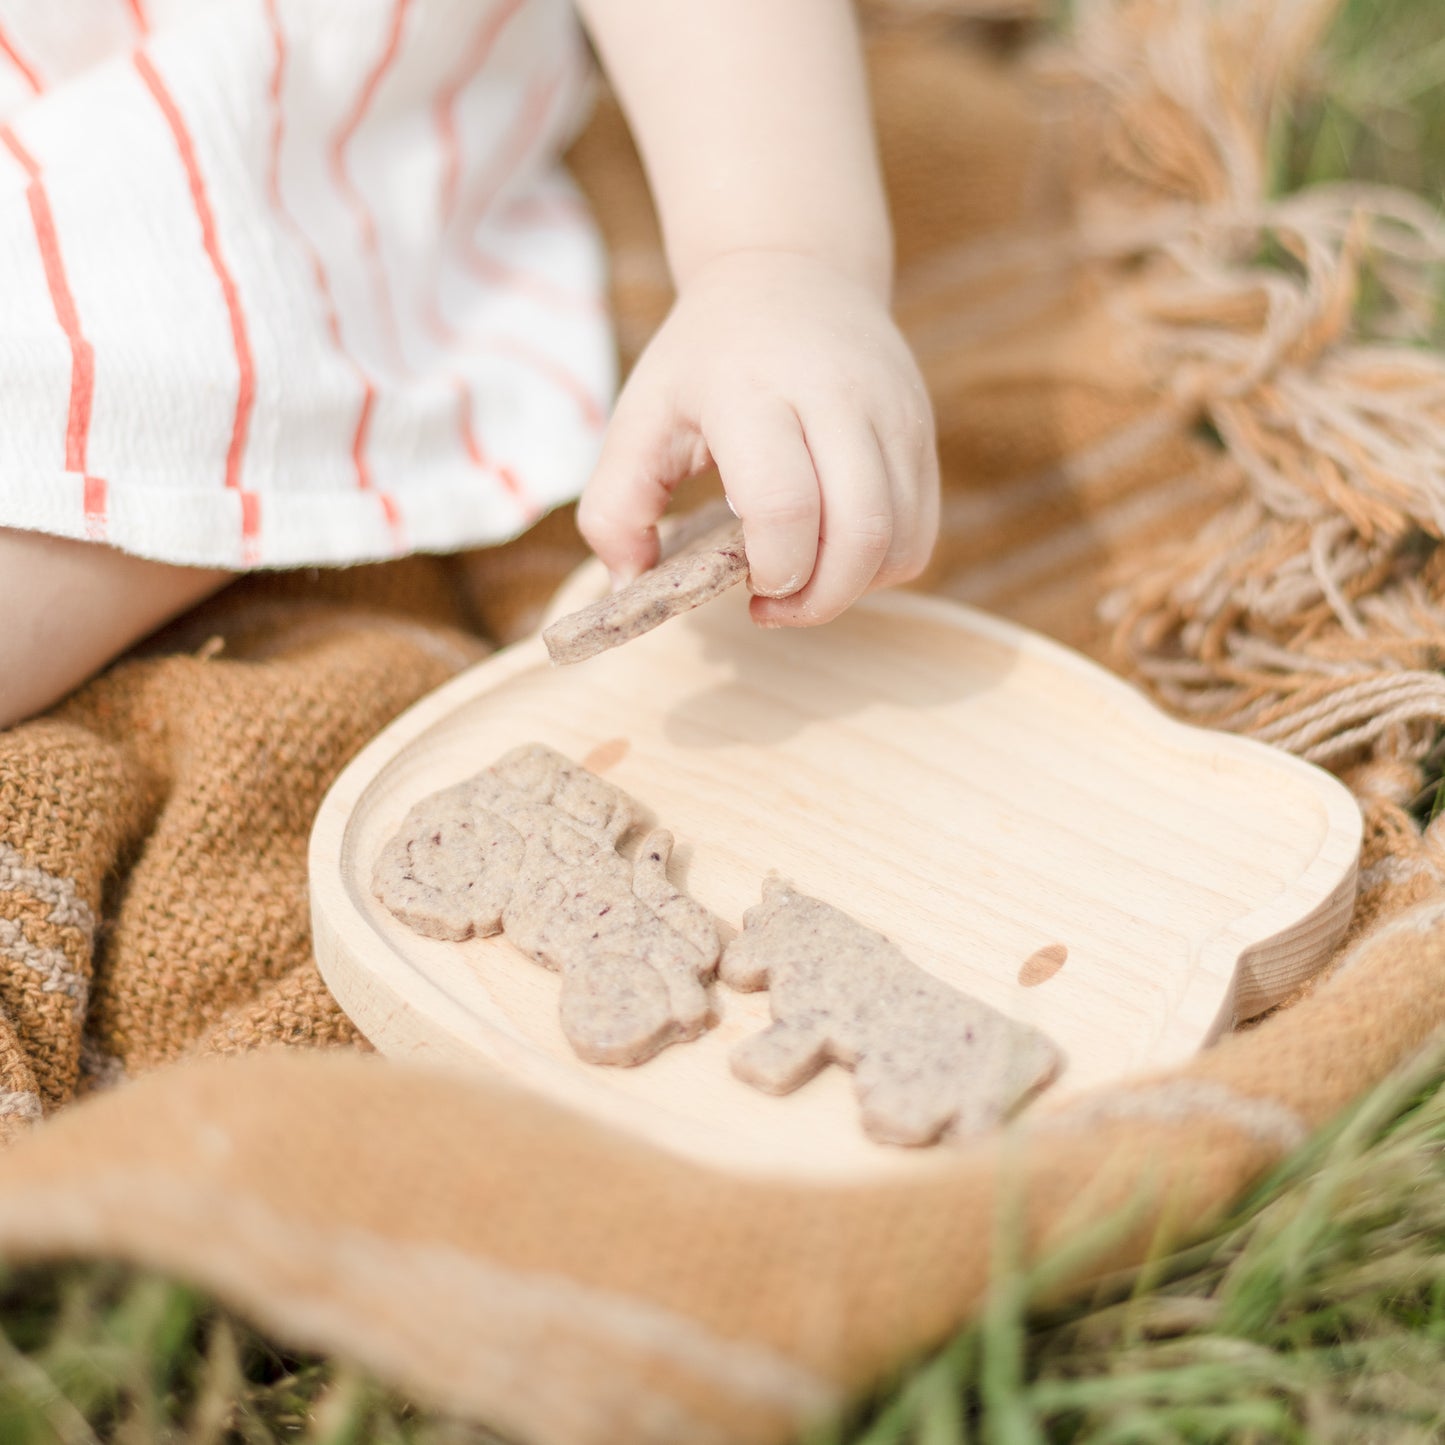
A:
0 528 231 729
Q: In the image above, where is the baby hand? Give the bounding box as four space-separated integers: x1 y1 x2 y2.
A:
576 249 939 626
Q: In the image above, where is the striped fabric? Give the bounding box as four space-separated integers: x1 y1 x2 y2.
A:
0 0 613 568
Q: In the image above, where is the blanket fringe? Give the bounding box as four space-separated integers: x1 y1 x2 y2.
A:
908 0 1445 775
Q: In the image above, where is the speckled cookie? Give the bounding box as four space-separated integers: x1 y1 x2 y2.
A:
373 744 720 1066
369 778 522 942
542 520 747 665
720 877 1064 1145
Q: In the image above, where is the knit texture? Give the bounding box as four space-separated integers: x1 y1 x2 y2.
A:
1 7 1444 1444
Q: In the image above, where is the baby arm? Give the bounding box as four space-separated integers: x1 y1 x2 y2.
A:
573 0 939 626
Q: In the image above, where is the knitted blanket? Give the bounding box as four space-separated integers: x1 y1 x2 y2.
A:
2 7 1444 1443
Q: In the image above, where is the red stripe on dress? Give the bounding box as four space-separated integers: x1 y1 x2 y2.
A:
435 298 539 509
463 246 603 318
125 0 151 35
499 191 591 229
452 378 535 519
82 473 107 527
134 48 258 554
0 27 42 94
421 289 598 491
378 490 402 534
262 0 287 212
2 127 107 537
458 66 566 267
425 284 604 470
425 271 605 434
455 66 604 321
433 59 601 482
262 0 404 552
481 334 606 432
422 294 549 504
433 0 525 226
329 0 412 370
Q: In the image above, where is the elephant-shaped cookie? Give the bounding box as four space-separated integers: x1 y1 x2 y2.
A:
721 877 1063 1145
374 744 719 1066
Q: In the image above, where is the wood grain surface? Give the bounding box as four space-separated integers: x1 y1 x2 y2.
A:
310 570 1361 1180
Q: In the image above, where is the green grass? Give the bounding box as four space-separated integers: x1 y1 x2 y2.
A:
1274 0 1445 199
3 2 1445 1442
0 1263 505 1445
822 1041 1445 1445
1270 0 1445 347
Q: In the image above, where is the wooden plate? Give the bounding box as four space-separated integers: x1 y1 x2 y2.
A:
310 571 1360 1181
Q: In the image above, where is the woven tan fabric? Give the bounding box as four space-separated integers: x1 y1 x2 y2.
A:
0 561 490 1144
2 6 1444 1444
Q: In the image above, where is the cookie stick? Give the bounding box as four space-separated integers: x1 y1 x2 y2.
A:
543 519 748 665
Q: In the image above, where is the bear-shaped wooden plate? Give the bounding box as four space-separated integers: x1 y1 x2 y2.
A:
310 563 1360 1181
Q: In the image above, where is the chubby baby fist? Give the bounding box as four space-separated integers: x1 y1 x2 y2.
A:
576 249 939 627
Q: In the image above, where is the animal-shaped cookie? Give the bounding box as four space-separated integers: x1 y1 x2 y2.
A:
373 744 719 1066
720 878 1063 1145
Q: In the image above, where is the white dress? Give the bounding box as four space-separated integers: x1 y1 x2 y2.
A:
0 0 613 568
